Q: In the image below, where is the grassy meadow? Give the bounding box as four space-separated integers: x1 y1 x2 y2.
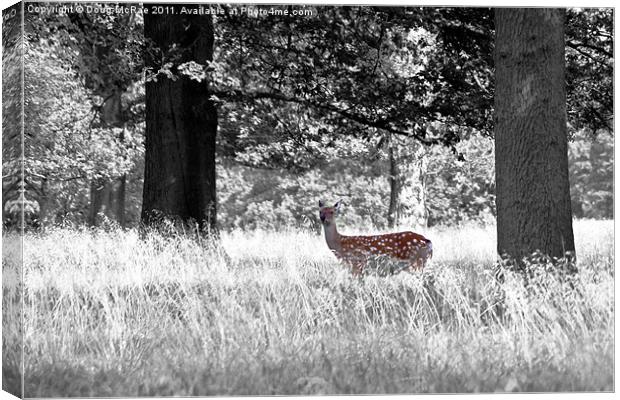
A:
1 219 614 396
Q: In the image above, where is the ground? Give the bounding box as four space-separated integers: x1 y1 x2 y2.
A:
1 220 614 396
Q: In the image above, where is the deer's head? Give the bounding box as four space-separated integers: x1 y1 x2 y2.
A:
319 200 343 225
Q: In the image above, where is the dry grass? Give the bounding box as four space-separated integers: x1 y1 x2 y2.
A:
1 220 614 396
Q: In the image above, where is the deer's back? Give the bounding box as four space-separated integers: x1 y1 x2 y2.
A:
339 231 431 260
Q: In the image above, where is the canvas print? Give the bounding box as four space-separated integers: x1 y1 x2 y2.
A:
1 2 614 397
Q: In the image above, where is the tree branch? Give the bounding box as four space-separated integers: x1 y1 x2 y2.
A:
211 88 444 146
566 40 613 64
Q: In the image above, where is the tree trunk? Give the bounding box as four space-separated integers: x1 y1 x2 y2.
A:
36 179 51 227
113 175 126 227
88 91 127 227
386 136 427 229
494 8 575 265
387 145 399 228
88 179 106 226
142 6 217 232
398 143 427 229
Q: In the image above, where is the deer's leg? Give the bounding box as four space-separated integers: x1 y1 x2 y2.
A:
346 256 365 276
410 260 421 271
351 260 365 276
408 251 425 271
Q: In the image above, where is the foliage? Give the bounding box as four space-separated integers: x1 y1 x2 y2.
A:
27 2 144 97
214 7 613 171
4 220 613 395
418 8 494 134
17 38 144 225
2 5 147 227
565 8 613 136
426 135 496 226
2 4 24 214
5 6 613 229
212 6 494 171
212 6 611 233
216 134 495 230
218 125 612 230
217 158 389 231
568 130 613 219
16 3 146 227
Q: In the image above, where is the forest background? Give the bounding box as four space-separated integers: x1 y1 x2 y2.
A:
1 5 613 233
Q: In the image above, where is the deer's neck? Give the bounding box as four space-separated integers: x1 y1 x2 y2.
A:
322 222 342 253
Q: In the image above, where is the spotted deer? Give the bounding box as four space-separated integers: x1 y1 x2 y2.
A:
319 200 432 275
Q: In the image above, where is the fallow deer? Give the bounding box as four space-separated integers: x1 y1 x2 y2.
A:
319 200 432 275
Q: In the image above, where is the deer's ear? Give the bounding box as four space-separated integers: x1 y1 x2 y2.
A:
319 199 325 208
334 200 343 213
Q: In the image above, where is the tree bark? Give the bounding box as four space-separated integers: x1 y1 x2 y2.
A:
494 8 575 264
142 6 218 232
387 145 399 228
386 136 427 229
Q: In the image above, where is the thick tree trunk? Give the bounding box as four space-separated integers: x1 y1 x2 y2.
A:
142 7 217 232
494 8 575 264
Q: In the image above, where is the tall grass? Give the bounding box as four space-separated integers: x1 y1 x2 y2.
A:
2 220 614 396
